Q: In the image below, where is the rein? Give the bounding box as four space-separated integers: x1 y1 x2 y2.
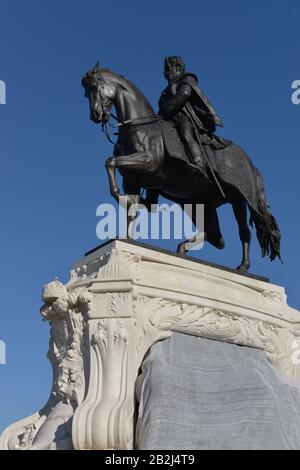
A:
91 73 161 143
116 115 162 127
101 120 118 145
101 114 162 145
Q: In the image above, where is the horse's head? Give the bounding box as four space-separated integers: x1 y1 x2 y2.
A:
82 62 115 124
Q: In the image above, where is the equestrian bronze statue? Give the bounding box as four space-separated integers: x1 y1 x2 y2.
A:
81 58 281 272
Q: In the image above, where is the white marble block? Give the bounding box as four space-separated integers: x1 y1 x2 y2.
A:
1 240 300 450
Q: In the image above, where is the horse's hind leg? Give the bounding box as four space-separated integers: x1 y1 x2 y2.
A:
232 197 251 272
177 204 224 254
203 205 225 249
177 203 200 254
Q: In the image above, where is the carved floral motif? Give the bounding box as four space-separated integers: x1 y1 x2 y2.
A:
261 289 287 316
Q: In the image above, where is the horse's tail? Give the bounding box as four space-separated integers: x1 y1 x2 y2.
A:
249 168 282 262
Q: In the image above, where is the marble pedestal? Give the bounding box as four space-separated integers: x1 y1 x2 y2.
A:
1 240 300 450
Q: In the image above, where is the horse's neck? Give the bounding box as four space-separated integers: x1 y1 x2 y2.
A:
112 75 157 122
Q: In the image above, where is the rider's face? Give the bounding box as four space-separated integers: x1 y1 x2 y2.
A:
164 66 182 83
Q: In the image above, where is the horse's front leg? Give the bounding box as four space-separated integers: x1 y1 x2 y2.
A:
105 152 155 202
105 156 121 202
105 152 157 238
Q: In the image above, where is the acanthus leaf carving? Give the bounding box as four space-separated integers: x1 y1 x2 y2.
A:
261 289 287 317
97 248 141 281
90 292 133 319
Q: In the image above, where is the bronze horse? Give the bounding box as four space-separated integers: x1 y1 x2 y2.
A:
82 63 281 272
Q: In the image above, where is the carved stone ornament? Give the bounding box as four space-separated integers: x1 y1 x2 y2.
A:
1 240 300 450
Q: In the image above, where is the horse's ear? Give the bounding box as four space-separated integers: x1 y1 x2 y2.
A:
93 61 100 73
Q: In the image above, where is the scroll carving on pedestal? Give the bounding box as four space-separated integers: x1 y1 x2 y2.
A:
0 280 90 450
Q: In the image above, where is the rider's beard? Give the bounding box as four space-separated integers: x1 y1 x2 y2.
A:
166 68 182 84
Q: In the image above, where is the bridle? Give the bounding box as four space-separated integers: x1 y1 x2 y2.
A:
101 114 162 145
90 74 161 144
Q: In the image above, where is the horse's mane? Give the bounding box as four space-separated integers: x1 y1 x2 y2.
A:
82 65 156 115
100 68 155 113
101 68 143 94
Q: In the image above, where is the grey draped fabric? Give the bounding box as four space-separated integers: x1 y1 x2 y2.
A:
135 334 300 450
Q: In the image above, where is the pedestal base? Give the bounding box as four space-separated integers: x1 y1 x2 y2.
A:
1 240 300 450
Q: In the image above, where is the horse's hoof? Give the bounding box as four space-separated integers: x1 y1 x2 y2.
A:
236 262 250 273
176 244 187 255
218 237 225 249
127 194 140 206
208 237 225 250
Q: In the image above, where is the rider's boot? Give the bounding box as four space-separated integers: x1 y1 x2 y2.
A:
188 143 209 179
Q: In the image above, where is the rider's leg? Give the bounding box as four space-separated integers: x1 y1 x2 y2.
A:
177 120 205 169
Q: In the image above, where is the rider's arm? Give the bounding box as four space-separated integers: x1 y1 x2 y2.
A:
159 84 192 119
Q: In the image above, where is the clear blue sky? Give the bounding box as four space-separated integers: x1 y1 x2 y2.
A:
0 0 299 433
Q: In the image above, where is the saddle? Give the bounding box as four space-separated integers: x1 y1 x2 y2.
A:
159 119 230 166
